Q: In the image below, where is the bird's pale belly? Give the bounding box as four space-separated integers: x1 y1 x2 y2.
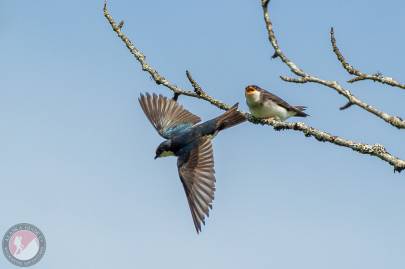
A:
250 101 291 121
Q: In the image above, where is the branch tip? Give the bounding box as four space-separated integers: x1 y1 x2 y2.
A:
104 0 405 173
329 25 405 91
118 20 124 29
186 70 206 96
261 1 404 128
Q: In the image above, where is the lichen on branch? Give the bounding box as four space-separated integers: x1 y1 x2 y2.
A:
104 0 405 172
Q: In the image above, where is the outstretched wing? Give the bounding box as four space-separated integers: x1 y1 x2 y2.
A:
139 93 201 139
177 138 216 233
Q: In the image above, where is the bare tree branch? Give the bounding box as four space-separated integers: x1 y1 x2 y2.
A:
330 27 405 90
260 0 405 129
103 1 405 172
280 76 307 84
103 1 230 110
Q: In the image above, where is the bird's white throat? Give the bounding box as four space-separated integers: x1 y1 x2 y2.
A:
245 91 261 105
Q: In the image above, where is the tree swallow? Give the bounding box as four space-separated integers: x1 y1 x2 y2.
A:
245 85 308 121
139 93 246 233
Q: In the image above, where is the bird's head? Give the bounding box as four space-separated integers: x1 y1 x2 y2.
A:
245 85 261 102
154 141 174 159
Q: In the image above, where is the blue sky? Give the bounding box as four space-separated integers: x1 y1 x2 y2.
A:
0 0 404 268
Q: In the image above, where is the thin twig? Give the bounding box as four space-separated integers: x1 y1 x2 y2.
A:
186 70 206 96
104 1 405 172
280 76 308 84
331 27 405 90
103 1 229 110
261 0 405 129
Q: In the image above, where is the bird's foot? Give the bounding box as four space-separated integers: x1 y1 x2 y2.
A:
266 116 281 122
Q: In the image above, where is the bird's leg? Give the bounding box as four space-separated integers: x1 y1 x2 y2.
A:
172 92 180 101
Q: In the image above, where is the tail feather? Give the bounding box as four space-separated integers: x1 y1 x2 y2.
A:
293 105 309 117
215 103 246 131
295 105 306 111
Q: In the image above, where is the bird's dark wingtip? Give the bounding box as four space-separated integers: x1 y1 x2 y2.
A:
230 103 239 109
293 105 309 117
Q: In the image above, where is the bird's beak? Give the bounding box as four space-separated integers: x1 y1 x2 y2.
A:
154 155 158 160
245 86 257 95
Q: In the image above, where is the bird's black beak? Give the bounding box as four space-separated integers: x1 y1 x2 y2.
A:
154 155 158 160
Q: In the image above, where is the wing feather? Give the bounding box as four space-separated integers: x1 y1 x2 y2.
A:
138 93 201 138
260 89 307 115
177 138 216 233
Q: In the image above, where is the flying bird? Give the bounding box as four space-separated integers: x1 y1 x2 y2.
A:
245 85 308 121
139 93 246 233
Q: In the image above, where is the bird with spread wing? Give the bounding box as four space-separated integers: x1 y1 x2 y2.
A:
139 93 246 233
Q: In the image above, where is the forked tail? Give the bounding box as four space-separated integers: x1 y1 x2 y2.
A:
294 105 309 117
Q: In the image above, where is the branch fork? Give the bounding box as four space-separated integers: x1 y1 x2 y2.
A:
104 1 405 172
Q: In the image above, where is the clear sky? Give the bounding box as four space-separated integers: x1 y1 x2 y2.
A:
0 0 404 268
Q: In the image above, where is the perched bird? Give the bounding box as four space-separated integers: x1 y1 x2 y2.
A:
139 93 246 233
245 85 308 121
